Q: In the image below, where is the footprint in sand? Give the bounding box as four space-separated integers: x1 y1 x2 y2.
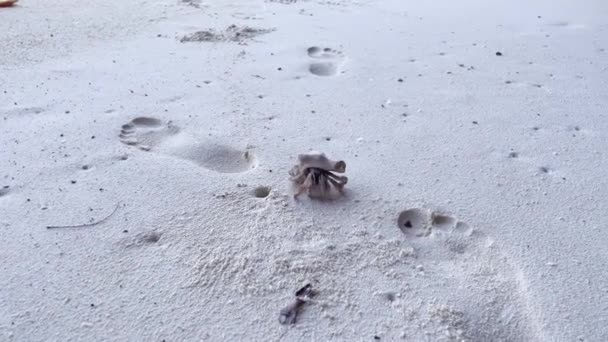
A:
306 46 345 77
119 117 257 173
396 208 540 340
119 117 177 151
398 209 481 257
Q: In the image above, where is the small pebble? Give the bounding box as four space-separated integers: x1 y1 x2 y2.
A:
496 51 503 56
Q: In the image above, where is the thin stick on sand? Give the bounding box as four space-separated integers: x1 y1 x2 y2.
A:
46 202 121 229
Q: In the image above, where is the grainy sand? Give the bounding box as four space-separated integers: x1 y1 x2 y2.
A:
1 0 608 341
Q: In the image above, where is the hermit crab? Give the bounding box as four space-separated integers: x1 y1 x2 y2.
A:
289 151 348 199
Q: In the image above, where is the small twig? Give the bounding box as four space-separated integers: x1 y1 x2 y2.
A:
46 202 121 229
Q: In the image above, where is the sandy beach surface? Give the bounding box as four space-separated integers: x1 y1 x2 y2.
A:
1 0 608 341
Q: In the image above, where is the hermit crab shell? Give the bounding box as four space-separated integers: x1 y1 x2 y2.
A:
296 151 345 173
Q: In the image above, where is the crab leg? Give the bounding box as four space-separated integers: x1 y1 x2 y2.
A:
293 172 314 199
327 175 346 192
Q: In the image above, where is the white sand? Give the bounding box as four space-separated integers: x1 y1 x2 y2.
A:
1 0 608 340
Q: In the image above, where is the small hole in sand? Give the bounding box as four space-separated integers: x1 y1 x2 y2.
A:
397 208 431 236
82 165 90 170
383 292 396 302
141 232 161 244
539 166 551 174
253 186 271 198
